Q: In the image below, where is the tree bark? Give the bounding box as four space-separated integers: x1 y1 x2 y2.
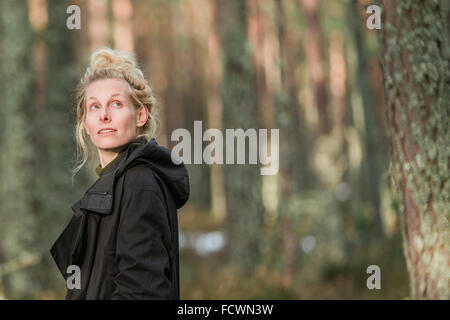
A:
379 0 450 299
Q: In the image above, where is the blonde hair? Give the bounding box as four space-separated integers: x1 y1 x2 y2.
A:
72 47 159 181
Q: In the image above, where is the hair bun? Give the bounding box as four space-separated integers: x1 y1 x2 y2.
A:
88 47 142 76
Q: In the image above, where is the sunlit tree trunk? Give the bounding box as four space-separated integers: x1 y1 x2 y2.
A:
133 1 168 146
88 0 110 51
379 0 450 299
248 0 279 225
112 0 134 52
299 0 329 134
161 1 182 145
248 0 275 130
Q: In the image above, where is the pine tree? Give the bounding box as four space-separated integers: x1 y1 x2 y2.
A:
379 0 450 299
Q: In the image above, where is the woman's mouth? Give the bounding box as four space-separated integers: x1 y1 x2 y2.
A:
98 128 117 135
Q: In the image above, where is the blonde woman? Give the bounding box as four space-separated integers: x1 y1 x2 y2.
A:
50 47 189 299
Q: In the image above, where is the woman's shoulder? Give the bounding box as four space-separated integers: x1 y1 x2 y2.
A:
121 162 162 194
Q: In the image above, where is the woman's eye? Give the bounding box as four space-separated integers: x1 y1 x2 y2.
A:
112 101 122 107
91 104 99 110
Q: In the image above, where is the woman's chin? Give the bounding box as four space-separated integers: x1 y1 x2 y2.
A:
94 139 133 152
94 141 123 151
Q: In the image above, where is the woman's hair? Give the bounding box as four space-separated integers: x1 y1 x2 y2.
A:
72 47 159 180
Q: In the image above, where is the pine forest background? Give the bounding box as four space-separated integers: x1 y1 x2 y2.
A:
0 0 448 299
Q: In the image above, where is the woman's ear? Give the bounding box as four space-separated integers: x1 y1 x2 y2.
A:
136 104 149 128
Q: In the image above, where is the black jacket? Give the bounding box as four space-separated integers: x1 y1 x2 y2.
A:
50 136 189 299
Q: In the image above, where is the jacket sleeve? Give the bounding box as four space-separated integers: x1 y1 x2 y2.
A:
111 170 173 300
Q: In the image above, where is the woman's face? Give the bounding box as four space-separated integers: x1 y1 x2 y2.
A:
84 78 147 154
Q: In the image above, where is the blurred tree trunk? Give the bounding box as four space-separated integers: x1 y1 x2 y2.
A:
44 0 81 211
379 0 450 299
248 0 280 227
202 0 227 223
347 0 385 236
250 0 296 287
218 0 264 273
328 31 346 133
42 0 85 297
274 0 309 289
299 0 329 134
182 0 211 209
248 0 275 130
161 1 181 143
0 0 37 298
88 0 110 51
133 1 168 145
112 0 134 52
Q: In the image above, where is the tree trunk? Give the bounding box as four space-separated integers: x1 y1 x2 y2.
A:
217 0 264 273
112 0 134 52
203 0 227 223
299 0 330 134
274 0 307 289
347 0 385 237
88 0 110 51
0 0 36 298
35 0 85 298
379 0 450 299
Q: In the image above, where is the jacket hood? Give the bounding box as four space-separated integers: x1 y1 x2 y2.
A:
73 136 190 215
118 136 190 209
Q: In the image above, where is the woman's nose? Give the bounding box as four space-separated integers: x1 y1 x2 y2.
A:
100 108 111 121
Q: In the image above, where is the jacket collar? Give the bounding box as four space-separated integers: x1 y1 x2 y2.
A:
81 171 116 215
71 137 147 216
71 168 116 215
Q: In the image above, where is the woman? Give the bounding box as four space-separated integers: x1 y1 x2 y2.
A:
50 47 190 299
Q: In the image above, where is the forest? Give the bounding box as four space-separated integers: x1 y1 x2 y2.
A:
0 0 448 299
